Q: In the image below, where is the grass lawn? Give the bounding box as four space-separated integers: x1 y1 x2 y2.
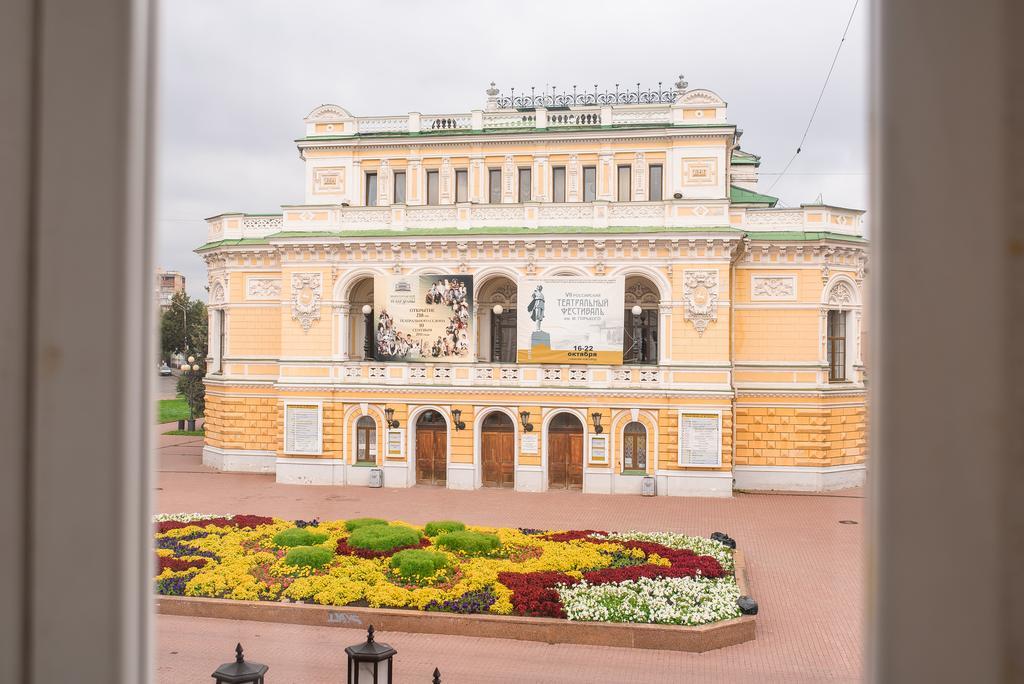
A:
158 397 192 424
163 429 204 437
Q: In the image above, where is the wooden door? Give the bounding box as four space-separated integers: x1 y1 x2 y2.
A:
548 425 583 490
482 430 515 488
416 423 447 486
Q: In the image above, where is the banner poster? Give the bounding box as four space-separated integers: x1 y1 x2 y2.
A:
374 274 474 362
516 276 625 365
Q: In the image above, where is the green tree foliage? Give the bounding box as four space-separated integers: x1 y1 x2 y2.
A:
160 291 208 362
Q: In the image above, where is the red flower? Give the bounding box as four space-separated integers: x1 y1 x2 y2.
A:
155 514 275 534
335 536 431 559
538 530 608 543
156 555 208 572
497 571 580 619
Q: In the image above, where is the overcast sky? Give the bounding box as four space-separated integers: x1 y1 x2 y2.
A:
156 0 867 299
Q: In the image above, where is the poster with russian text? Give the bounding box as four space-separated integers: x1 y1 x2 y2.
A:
516 276 624 364
374 274 474 362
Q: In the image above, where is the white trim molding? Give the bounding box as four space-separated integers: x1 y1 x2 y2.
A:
202 446 276 474
733 463 865 492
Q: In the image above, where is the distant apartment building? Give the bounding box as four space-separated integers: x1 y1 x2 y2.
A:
156 268 186 312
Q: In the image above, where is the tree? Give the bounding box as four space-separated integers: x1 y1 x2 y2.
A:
177 364 205 419
160 291 208 362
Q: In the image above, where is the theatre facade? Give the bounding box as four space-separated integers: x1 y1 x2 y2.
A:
198 78 868 496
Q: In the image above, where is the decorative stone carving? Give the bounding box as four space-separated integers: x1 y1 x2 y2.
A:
827 281 855 307
624 279 659 306
682 270 719 336
246 277 281 300
210 281 226 305
291 273 322 331
751 275 796 300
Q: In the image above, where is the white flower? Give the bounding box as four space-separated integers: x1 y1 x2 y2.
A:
153 512 226 523
557 576 742 626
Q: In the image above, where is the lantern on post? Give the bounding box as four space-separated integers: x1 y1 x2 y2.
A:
345 625 396 683
210 643 268 684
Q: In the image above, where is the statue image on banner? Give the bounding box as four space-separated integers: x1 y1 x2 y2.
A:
517 276 624 365
374 275 474 362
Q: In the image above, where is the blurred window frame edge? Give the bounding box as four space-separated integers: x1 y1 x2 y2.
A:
2 0 1022 682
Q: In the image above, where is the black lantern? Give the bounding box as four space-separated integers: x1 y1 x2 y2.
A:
346 625 396 684
451 408 466 431
384 407 399 429
519 410 534 432
211 643 268 684
591 411 603 434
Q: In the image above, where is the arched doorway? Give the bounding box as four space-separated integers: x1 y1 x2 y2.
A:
547 412 584 490
475 275 517 362
481 412 515 488
415 410 447 486
623 275 661 364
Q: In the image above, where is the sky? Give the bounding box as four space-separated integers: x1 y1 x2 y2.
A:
156 0 868 300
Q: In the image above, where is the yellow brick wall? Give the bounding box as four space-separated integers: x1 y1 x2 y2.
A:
203 392 278 452
734 403 866 467
733 308 820 362
228 306 281 356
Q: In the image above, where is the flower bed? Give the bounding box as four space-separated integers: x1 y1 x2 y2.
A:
153 513 742 626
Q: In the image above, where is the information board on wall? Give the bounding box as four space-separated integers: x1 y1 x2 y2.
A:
374 274 474 363
386 429 404 459
679 413 721 466
520 433 539 453
589 435 609 464
285 405 320 454
516 276 624 365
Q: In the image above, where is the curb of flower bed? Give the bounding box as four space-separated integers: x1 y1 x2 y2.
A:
156 551 756 653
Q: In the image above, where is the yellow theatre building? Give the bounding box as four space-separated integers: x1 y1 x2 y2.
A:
198 77 868 497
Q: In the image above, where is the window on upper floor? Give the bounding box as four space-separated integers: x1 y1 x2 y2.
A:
426 170 439 205
583 166 597 202
393 171 406 204
624 307 658 364
649 164 663 201
488 169 501 203
490 310 517 363
828 310 848 381
617 165 631 201
518 167 532 202
216 309 225 374
552 166 566 202
455 169 469 203
365 172 378 206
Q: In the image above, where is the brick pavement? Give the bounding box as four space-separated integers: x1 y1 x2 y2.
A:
155 433 864 683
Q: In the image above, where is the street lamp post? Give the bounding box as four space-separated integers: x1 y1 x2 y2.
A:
179 355 202 431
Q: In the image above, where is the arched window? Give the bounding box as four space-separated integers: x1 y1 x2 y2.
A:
624 276 660 365
355 416 377 463
623 421 647 471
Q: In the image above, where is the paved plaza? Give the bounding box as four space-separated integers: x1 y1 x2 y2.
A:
155 431 864 683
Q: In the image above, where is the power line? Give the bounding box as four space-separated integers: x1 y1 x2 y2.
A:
766 0 860 194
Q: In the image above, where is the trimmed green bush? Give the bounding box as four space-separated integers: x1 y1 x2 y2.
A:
272 527 328 548
435 530 501 555
424 520 466 537
283 545 333 569
390 549 449 582
344 517 389 532
347 524 422 552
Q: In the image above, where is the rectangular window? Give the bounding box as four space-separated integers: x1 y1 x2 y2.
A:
828 310 847 381
649 164 663 201
455 169 468 202
583 166 597 202
365 172 378 206
617 165 631 201
426 170 439 205
518 168 532 202
488 169 501 203
393 171 406 204
552 166 566 202
216 309 225 373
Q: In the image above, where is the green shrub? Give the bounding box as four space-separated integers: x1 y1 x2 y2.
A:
424 520 466 537
344 517 389 532
347 524 422 552
272 527 328 548
390 549 449 582
435 530 501 555
283 545 333 569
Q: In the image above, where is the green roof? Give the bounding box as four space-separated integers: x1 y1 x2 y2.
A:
729 185 778 207
730 150 761 166
195 224 868 253
297 122 735 143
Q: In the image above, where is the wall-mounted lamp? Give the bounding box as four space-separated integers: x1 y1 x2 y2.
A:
519 410 534 432
591 411 604 434
451 408 466 431
384 407 400 429
492 304 504 315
